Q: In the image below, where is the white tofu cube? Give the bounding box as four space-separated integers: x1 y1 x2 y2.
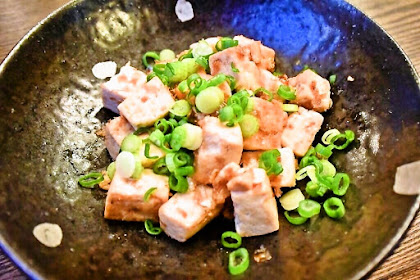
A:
104 116 134 160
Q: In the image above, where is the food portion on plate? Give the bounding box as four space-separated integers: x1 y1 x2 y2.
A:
80 35 355 275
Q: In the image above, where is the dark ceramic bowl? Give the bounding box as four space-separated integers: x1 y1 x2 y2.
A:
0 0 419 279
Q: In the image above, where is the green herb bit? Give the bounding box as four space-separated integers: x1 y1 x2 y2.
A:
259 150 283 176
143 187 158 202
144 219 162 235
277 85 296 100
231 62 240 73
228 248 249 275
284 211 308 225
215 37 239 51
221 231 242 249
254 87 273 101
142 51 160 68
323 197 345 219
297 199 321 218
78 172 104 188
329 74 337 85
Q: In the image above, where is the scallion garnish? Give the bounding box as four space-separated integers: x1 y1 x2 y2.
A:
314 143 333 159
143 187 157 202
178 49 193 61
238 114 259 138
120 134 142 153
195 86 224 114
323 197 346 219
282 104 299 113
297 199 321 218
254 87 273 101
277 85 296 100
168 173 189 193
284 211 308 225
78 172 104 188
170 100 191 117
321 129 341 145
221 231 242 249
142 51 160 68
144 143 159 159
106 162 116 180
259 150 283 176
144 219 162 235
329 74 337 85
159 49 175 61
228 248 249 275
152 157 170 176
331 173 350 196
330 130 355 150
215 37 239 51
231 62 240 73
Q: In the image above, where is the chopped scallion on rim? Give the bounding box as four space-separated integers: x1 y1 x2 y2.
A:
323 197 346 219
78 172 104 188
297 199 321 218
321 129 341 145
228 248 249 275
144 219 162 235
284 211 308 225
221 231 242 249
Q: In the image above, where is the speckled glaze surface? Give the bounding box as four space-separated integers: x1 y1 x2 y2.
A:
0 0 419 279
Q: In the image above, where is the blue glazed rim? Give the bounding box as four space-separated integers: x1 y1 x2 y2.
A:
0 0 419 279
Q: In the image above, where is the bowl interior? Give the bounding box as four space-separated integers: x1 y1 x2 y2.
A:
0 0 419 279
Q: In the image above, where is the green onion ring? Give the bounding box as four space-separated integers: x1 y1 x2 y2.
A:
168 174 189 193
152 157 170 176
142 51 160 68
144 219 162 235
143 187 158 202
323 197 346 219
321 129 341 145
78 172 104 188
331 173 350 196
277 85 296 100
254 87 273 101
221 231 242 249
284 211 308 225
297 199 321 218
228 248 249 275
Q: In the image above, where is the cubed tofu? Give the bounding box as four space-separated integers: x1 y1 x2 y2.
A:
212 162 241 204
241 147 296 197
227 168 279 237
159 185 223 242
136 134 166 168
288 70 332 112
209 46 282 93
101 64 147 113
233 35 276 71
105 116 134 160
281 107 324 157
193 117 243 185
104 169 170 222
243 98 288 150
118 77 175 128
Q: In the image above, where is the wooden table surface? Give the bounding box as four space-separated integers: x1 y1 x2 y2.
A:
0 0 419 279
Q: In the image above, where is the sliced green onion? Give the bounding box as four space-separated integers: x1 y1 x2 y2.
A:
279 189 305 211
192 40 213 58
144 143 159 159
284 211 308 225
219 106 235 123
282 104 299 112
231 62 240 73
228 248 249 275
107 162 116 180
195 56 209 72
187 73 206 96
321 129 341 145
144 219 162 235
174 166 195 176
259 149 283 176
320 160 336 177
143 187 157 202
170 126 187 151
207 73 227 88
170 100 191 117
178 49 193 61
239 114 259 138
142 51 160 68
329 74 337 85
131 156 144 179
133 126 151 136
169 174 189 193
165 153 177 173
323 197 345 219
331 173 350 196
254 87 273 101
115 151 136 178
173 151 191 167
299 147 316 168
181 123 203 150
315 143 333 159
295 165 316 180
120 134 142 153
178 80 189 94
149 129 165 147
331 130 355 150
273 71 283 77
297 199 321 218
152 157 170 176
221 231 242 249
78 172 104 188
277 85 296 100
215 37 239 51
164 58 199 83
196 87 224 114
225 75 236 90
306 181 319 197
159 49 175 61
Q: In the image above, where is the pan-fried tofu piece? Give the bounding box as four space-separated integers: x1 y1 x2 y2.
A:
118 77 175 128
209 45 281 92
212 162 241 204
193 117 243 185
233 35 276 71
241 148 296 197
281 107 324 157
227 168 279 237
243 98 288 150
105 116 134 160
288 70 332 112
104 170 170 222
101 64 147 113
159 185 223 242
